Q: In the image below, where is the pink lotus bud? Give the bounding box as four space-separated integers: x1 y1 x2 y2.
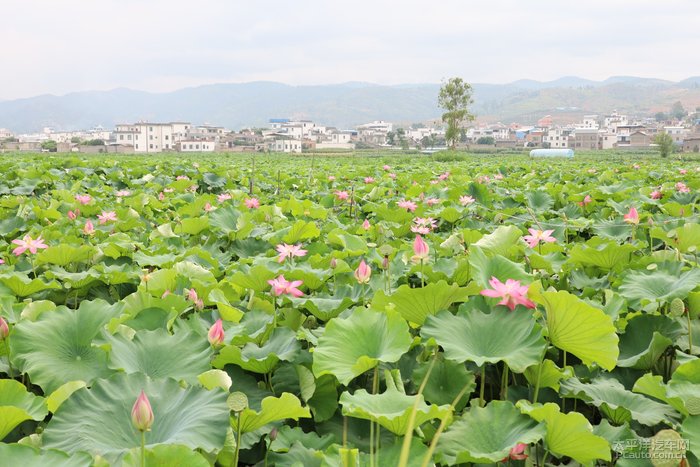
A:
362 219 371 230
354 259 372 284
330 257 337 269
83 220 95 235
131 390 154 432
208 319 225 346
382 254 390 270
161 289 171 298
68 209 79 220
623 207 639 225
413 235 429 260
0 316 9 340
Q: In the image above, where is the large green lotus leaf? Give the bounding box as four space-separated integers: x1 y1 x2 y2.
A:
0 273 61 297
412 356 475 410
371 280 472 326
312 308 412 385
668 360 700 415
567 241 637 271
0 380 48 440
10 299 121 393
534 290 618 371
526 190 554 212
681 415 700 460
670 222 700 253
213 327 300 374
518 401 611 466
108 328 213 383
238 392 311 433
46 381 87 413
121 443 210 467
34 244 96 267
421 309 545 372
560 378 679 426
326 230 369 256
280 220 321 244
472 225 522 258
633 373 688 416
619 268 700 309
339 385 450 435
289 295 355 321
617 314 683 369
43 373 229 462
436 400 545 464
208 205 240 235
0 443 92 467
468 245 531 288
229 264 279 292
524 359 573 392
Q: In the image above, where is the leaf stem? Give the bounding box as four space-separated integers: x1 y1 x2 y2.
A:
479 365 486 407
4 338 14 379
688 312 693 355
500 363 509 400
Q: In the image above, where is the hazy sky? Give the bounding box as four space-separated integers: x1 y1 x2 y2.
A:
2 0 699 99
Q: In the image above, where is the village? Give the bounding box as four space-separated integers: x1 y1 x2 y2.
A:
1 108 700 154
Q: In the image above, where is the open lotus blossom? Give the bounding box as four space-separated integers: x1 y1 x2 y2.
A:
186 288 204 310
0 258 4 265
0 316 9 340
268 275 304 297
217 193 232 203
633 164 640 170
680 168 687 175
354 259 372 284
501 443 528 462
204 202 215 212
207 319 225 346
276 243 307 263
413 235 430 260
158 192 165 201
244 198 260 209
623 207 639 225
676 182 690 193
430 179 440 185
577 195 592 207
523 228 556 248
67 209 80 220
176 175 190 180
116 190 131 197
161 289 171 299
335 190 349 200
362 219 371 230
75 194 91 205
388 173 396 179
397 200 417 212
411 217 437 235
650 190 663 199
12 234 48 256
364 177 375 184
480 277 536 311
131 390 154 432
382 165 391 171
328 175 336 181
97 211 117 224
83 220 95 235
459 195 475 206
438 171 450 180
164 188 175 193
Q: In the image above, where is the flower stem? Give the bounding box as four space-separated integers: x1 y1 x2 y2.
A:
420 260 425 288
4 339 14 379
232 414 242 467
479 365 486 407
532 349 547 404
688 312 693 355
140 431 146 467
500 363 509 400
421 382 473 467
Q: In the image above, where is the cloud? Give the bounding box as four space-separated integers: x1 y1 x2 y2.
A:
1 0 699 98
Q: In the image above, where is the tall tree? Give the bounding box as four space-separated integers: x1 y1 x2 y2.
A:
438 77 475 150
654 132 674 158
670 101 687 120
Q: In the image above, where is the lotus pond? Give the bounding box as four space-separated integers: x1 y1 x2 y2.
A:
0 152 699 466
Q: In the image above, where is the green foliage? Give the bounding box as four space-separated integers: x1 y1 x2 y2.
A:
438 77 475 149
655 132 675 158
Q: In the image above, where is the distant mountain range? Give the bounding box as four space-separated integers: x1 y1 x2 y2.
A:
1 76 700 133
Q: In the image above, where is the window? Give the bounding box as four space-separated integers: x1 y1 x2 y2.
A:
149 127 153 131
149 135 153 140
136 144 139 149
119 135 124 140
149 144 153 149
128 135 132 140
165 135 169 140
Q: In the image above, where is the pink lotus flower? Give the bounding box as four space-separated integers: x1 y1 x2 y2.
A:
413 235 429 260
398 200 417 212
383 165 391 171
328 175 336 181
430 180 440 185
459 195 475 206
0 316 9 340
587 168 597 174
0 258 4 265
494 173 504 180
480 277 536 311
335 190 349 201
176 175 190 180
388 173 397 179
623 207 639 225
362 219 371 230
633 164 640 170
158 192 165 201
364 177 375 184
276 243 307 263
412 217 437 232
83 220 95 235
164 188 174 193
425 198 440 206
438 171 450 180
676 182 690 193
116 190 131 197
131 390 154 432
411 225 430 235
11 234 48 256
186 288 204 310
680 169 687 175
67 209 79 220
354 260 372 284
97 211 117 224
75 194 91 205
268 275 304 297
161 289 171 298
217 193 232 203
501 443 528 462
204 202 215 212
244 198 260 209
650 190 662 199
577 195 592 207
522 228 556 248
208 319 225 346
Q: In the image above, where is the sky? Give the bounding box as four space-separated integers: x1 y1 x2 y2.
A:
2 0 699 100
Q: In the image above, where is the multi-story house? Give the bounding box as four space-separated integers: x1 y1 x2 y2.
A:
114 122 191 153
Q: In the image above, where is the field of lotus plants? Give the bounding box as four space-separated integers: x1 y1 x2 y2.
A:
0 152 699 466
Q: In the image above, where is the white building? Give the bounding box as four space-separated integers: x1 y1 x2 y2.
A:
268 137 302 153
544 127 571 148
178 140 216 152
114 122 191 153
0 128 14 139
664 126 689 144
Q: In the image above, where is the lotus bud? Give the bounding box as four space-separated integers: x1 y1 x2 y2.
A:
269 427 278 441
131 390 154 432
413 235 429 260
208 319 225 346
362 219 371 230
670 298 686 317
0 316 9 340
330 257 337 269
382 254 390 270
354 259 371 284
